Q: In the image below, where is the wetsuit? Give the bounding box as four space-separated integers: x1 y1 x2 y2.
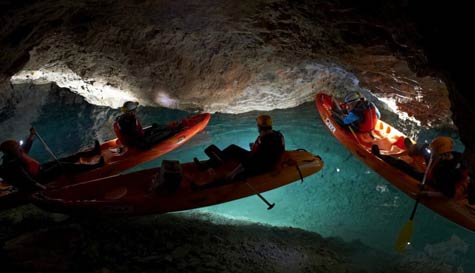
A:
429 151 468 198
0 138 101 191
222 130 285 177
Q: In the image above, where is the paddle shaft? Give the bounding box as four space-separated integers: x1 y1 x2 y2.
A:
348 126 361 145
34 130 73 182
409 155 434 219
35 131 62 166
245 182 275 210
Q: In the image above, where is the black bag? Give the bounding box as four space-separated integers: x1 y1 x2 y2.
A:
156 160 182 192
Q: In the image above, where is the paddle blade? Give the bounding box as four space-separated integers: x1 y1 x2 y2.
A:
395 220 414 253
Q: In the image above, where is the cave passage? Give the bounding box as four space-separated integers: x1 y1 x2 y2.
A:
4 93 472 272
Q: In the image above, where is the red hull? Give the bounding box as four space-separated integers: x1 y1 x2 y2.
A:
315 92 475 231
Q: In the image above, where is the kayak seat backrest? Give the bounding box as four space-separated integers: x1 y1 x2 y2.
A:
155 160 182 192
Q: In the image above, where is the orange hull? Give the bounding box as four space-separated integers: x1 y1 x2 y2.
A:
0 113 211 210
32 150 323 216
315 92 475 231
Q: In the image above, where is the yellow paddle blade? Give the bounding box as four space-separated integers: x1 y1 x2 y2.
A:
395 220 414 253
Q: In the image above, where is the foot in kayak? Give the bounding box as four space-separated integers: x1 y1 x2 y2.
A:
93 140 101 154
98 156 105 167
371 144 381 156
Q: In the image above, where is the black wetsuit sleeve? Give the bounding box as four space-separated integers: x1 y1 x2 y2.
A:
21 134 35 154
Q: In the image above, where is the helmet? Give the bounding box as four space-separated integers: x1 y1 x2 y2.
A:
0 140 20 154
344 91 363 104
430 136 453 155
121 101 139 113
256 115 272 128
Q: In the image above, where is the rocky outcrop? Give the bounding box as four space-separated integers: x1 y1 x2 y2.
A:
0 207 462 273
0 1 450 116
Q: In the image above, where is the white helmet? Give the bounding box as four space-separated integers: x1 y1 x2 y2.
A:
344 92 363 104
121 101 139 113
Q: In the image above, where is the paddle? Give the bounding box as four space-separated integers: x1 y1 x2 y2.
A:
394 154 434 252
245 182 275 210
33 128 76 188
348 126 361 145
33 128 63 168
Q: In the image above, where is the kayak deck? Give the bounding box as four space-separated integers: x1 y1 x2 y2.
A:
33 150 324 216
0 113 211 210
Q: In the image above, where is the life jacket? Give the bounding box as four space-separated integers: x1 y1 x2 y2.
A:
429 152 468 198
251 130 285 154
114 114 144 147
20 152 40 177
353 101 378 133
0 154 40 190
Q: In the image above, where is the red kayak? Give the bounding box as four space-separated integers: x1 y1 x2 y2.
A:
315 92 475 231
32 149 323 216
0 113 211 210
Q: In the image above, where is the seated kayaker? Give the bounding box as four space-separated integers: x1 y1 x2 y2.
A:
0 128 103 191
420 137 469 199
225 114 285 180
114 101 145 148
333 92 380 133
114 101 176 150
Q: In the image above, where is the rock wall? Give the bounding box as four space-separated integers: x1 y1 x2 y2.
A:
0 0 472 170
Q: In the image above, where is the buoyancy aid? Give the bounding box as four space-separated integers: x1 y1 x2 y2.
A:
251 130 285 153
354 101 378 133
20 152 40 177
114 114 144 146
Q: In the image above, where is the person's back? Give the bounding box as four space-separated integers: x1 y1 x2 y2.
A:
430 151 467 198
245 115 285 174
249 129 285 171
222 115 285 181
114 101 144 147
428 137 468 199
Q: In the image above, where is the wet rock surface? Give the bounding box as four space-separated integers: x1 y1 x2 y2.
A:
0 207 458 273
0 0 451 119
2 1 472 159
2 1 472 171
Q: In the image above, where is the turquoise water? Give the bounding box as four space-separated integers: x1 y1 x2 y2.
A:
6 100 474 272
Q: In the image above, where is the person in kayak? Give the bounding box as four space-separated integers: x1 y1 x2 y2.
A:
114 101 145 148
222 114 285 180
114 101 178 149
0 128 103 191
420 136 469 199
333 91 380 133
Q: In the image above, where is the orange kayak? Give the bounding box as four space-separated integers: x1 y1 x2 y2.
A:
0 113 211 210
315 92 475 231
31 150 323 216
